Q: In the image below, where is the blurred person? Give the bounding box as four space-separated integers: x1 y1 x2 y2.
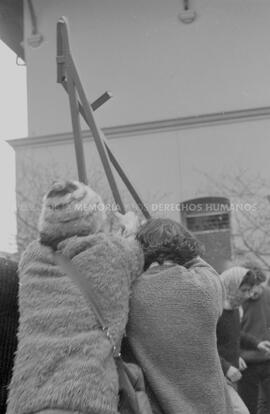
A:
0 258 18 414
238 264 270 414
217 266 269 414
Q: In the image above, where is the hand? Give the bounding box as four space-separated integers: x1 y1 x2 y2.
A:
226 366 242 383
258 340 270 355
115 211 140 238
239 357 247 371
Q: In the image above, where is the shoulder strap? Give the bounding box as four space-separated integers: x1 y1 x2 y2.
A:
54 252 118 354
54 252 143 414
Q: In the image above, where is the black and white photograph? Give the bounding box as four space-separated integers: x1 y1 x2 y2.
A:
1 1 270 414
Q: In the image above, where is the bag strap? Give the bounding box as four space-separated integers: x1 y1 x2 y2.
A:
54 252 155 414
54 252 119 355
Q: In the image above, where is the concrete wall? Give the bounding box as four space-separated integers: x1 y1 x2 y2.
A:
23 0 270 136
12 115 270 222
19 0 270 201
13 0 270 261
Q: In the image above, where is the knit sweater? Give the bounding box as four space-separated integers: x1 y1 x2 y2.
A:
0 258 18 414
240 286 270 363
126 258 234 414
7 234 143 414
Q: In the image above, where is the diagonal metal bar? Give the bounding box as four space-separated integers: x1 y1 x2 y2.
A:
57 18 111 111
61 60 150 216
58 18 125 213
104 146 151 219
63 86 151 218
68 56 125 213
56 18 66 83
58 17 88 184
56 17 151 218
62 81 112 112
91 91 112 111
66 71 88 184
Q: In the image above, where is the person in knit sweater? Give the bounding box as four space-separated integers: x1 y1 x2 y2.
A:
7 180 144 414
0 258 18 414
217 266 270 414
238 269 270 414
124 218 234 414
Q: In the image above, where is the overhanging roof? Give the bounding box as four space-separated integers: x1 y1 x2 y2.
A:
0 0 24 60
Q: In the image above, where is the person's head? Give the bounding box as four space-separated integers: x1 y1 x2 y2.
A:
249 284 264 300
39 180 107 249
220 266 257 309
241 261 266 300
136 218 203 271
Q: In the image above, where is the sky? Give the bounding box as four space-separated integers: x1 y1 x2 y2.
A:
0 40 27 253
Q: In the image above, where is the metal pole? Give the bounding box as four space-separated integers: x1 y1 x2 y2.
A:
56 17 151 218
57 18 88 184
66 48 126 213
61 81 151 218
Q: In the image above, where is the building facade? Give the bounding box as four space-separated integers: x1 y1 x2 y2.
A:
2 0 270 262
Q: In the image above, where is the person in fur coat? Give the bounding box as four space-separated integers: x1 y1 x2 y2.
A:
7 180 144 414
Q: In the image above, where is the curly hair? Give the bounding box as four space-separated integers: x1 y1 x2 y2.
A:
136 218 204 271
241 261 267 284
239 270 258 288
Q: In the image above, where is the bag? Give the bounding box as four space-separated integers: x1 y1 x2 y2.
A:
54 252 153 414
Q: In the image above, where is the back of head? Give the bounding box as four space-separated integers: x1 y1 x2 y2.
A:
136 217 203 270
220 266 257 306
39 180 107 249
220 266 252 290
241 260 267 285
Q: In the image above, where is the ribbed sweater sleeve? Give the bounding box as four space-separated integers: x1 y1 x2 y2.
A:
216 309 241 371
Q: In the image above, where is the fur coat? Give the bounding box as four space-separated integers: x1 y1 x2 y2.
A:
7 233 143 414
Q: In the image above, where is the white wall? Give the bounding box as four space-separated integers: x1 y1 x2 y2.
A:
177 119 270 201
24 0 270 136
16 0 270 225
12 114 270 226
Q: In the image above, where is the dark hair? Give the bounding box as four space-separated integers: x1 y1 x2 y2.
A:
239 270 257 288
136 218 203 271
241 261 266 284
